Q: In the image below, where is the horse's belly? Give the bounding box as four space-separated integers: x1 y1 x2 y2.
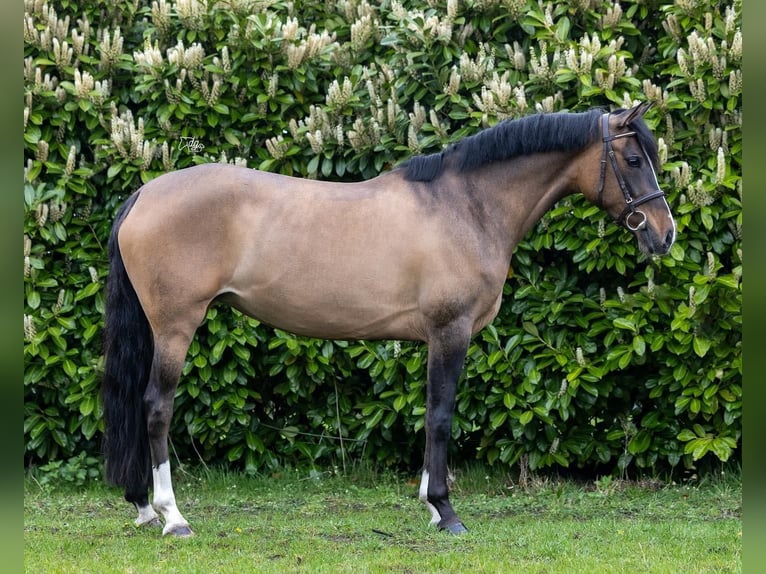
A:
219 286 424 342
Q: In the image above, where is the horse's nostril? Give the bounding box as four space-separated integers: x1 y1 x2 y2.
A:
665 228 675 248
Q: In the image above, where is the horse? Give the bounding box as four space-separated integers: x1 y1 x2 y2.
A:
101 102 675 536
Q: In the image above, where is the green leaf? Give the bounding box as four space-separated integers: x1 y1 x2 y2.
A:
246 432 265 453
715 275 740 289
365 409 384 429
107 163 122 179
81 415 99 439
232 345 251 361
522 322 539 338
686 438 711 460
519 410 534 425
56 316 76 330
628 430 651 454
63 360 77 378
223 366 237 384
227 444 244 461
693 336 711 358
668 242 684 262
307 155 320 174
700 207 714 231
406 354 421 374
75 282 101 301
490 410 507 429
79 396 94 416
485 349 501 367
710 438 733 461
632 335 646 356
223 129 241 146
322 156 333 178
27 291 41 309
613 317 637 332
26 162 42 182
677 429 697 441
82 323 99 342
211 339 228 363
554 16 571 43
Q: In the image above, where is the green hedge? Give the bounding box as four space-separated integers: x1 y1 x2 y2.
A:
24 0 741 477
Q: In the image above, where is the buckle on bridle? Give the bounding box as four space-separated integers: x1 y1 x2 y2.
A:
616 189 666 229
624 210 647 231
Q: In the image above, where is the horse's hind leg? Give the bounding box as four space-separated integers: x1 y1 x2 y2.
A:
120 442 159 528
144 327 199 537
127 488 161 528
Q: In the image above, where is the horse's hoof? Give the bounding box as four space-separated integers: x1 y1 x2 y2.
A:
163 523 194 537
139 516 163 528
441 521 469 535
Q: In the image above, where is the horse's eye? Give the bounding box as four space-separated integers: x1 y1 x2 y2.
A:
626 156 642 168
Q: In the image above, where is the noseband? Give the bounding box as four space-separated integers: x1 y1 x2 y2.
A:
597 113 666 231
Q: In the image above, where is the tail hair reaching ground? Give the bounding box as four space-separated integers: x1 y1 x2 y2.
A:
101 191 154 501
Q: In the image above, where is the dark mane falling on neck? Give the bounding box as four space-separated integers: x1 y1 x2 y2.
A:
398 108 606 183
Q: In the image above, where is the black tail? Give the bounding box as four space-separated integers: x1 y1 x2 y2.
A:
101 191 154 502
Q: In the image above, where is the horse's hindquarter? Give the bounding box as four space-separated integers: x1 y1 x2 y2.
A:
118 164 507 342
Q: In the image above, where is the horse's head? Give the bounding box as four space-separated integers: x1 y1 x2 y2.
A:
584 103 676 256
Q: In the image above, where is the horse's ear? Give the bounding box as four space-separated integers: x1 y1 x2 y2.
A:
616 101 653 128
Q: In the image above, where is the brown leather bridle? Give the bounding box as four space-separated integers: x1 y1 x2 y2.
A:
597 113 666 231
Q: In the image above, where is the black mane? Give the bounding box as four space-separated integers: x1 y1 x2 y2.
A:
398 108 656 182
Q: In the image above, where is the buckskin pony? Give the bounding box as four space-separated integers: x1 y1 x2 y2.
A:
101 103 675 536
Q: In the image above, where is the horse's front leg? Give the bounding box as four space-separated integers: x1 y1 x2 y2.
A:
420 321 471 534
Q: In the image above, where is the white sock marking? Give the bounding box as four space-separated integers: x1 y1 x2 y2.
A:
134 502 159 527
152 461 191 535
419 470 442 525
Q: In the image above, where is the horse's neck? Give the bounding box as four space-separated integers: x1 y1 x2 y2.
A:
465 151 579 250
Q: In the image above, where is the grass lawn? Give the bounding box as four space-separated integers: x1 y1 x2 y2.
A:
24 466 741 573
